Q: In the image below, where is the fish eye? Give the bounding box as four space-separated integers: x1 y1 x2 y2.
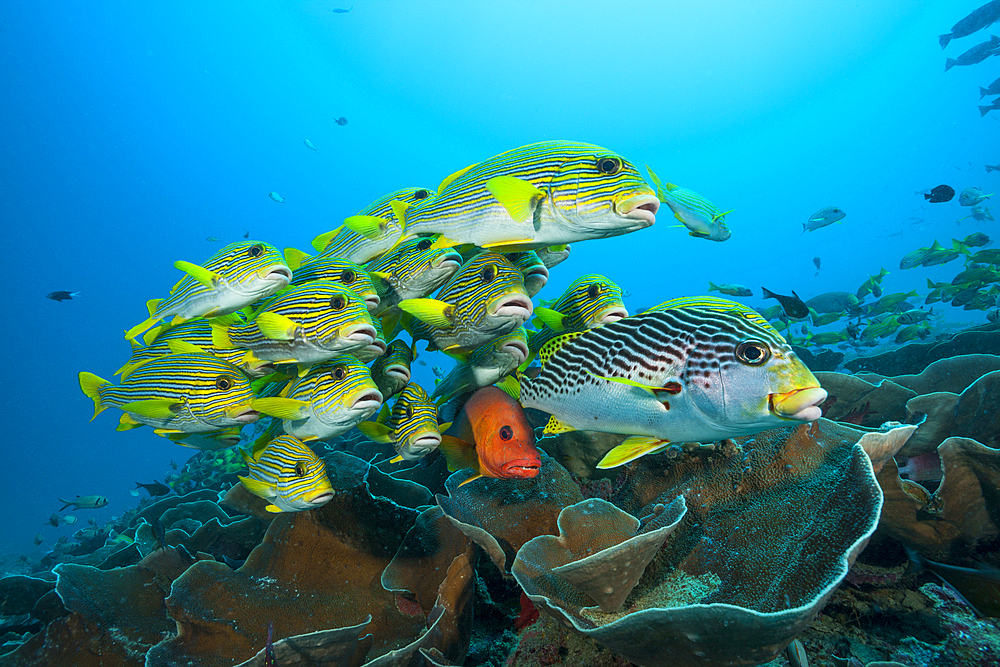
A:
330 296 346 310
736 340 771 365
294 463 306 477
412 189 430 200
417 239 433 251
248 244 264 258
340 269 356 284
332 366 346 381
214 376 233 390
480 265 496 283
405 404 413 419
597 157 623 175
499 425 513 441
587 283 602 299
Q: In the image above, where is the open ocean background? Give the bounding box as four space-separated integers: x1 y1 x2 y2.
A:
0 0 997 560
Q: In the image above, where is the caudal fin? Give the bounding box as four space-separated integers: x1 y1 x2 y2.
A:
78 372 111 420
945 58 958 72
939 33 952 49
761 286 776 299
980 105 994 117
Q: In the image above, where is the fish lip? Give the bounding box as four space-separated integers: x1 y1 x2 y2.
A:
431 252 462 270
616 194 660 225
229 407 260 423
364 295 381 311
501 458 541 477
363 339 388 358
350 389 383 411
385 365 411 383
308 492 335 505
344 324 378 345
412 434 442 450
488 293 534 319
769 386 828 421
262 265 293 283
595 306 628 324
499 338 529 365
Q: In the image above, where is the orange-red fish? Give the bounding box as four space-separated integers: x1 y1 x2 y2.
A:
439 387 540 486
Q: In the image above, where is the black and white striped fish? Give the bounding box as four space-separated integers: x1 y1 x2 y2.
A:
515 308 827 468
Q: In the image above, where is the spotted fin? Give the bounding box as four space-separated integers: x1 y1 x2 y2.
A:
174 260 221 289
485 176 544 223
538 331 586 366
311 226 343 253
398 299 453 328
343 215 388 240
543 415 576 435
597 436 671 469
256 312 298 340
251 397 311 420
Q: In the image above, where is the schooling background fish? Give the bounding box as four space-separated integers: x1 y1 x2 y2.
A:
708 282 752 297
47 291 80 302
924 184 955 202
335 116 348 125
439 386 540 486
940 0 1000 49
369 340 413 401
59 495 109 511
646 165 732 241
802 206 845 232
959 186 992 206
268 191 285 202
432 325 528 404
303 139 319 153
134 480 171 497
761 287 809 319
944 35 1000 71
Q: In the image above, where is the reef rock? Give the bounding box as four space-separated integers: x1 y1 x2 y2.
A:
815 372 915 426
844 329 1000 376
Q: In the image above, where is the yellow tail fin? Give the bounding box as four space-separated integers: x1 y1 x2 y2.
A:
78 372 111 420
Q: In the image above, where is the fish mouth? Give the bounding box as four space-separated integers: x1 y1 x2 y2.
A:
262 265 293 284
523 265 549 282
343 324 378 345
363 294 381 311
616 194 660 225
385 365 411 384
227 405 260 423
595 306 629 325
769 386 828 421
308 492 335 506
488 293 534 320
362 339 388 359
431 251 463 271
501 458 541 478
412 433 442 451
499 338 529 365
350 389 383 412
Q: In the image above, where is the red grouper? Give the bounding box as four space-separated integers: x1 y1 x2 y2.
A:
439 386 541 486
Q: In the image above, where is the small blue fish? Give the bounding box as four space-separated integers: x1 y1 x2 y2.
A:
268 192 285 203
803 206 845 232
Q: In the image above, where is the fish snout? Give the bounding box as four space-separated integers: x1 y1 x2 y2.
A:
595 305 629 325
350 389 383 412
308 491 335 506
769 386 828 421
343 323 378 346
500 338 529 365
385 364 411 385
262 265 293 284
488 293 534 320
432 250 463 271
411 433 442 452
227 405 260 423
500 458 541 479
363 294 381 311
616 194 660 225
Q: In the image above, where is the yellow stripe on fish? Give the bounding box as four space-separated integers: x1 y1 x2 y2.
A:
399 251 532 354
239 435 334 513
356 383 447 462
366 237 463 320
79 353 257 434
353 141 658 252
125 241 291 341
286 252 380 312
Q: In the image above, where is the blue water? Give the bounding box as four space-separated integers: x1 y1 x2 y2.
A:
1 0 997 559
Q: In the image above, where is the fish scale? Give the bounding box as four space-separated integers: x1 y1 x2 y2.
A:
519 308 823 446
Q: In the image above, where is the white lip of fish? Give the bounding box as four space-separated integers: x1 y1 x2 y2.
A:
343 324 378 345
411 433 442 451
260 265 293 283
432 253 463 270
616 194 660 225
499 338 529 365
595 306 628 324
362 339 388 358
350 389 383 412
769 386 829 422
307 491 335 506
228 406 260 423
362 294 381 311
488 294 534 319
384 365 411 384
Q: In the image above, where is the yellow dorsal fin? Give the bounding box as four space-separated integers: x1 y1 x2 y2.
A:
429 236 462 250
173 260 221 289
645 165 664 192
311 226 343 253
166 340 207 356
283 247 311 271
146 298 163 316
436 163 477 193
485 176 545 223
596 436 671 469
343 215 387 240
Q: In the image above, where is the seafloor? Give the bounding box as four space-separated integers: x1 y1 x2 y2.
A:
1 322 999 667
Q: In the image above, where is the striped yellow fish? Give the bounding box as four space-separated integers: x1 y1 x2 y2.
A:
512 308 826 468
644 296 780 337
116 318 274 380
526 274 628 364
352 141 659 252
309 187 436 264
251 356 382 442
125 241 291 342
369 340 413 401
399 251 532 354
211 281 376 368
505 251 549 297
239 435 334 513
366 238 463 319
357 383 449 462
431 325 528 405
647 166 732 242
79 353 258 434
284 250 380 312
353 314 387 363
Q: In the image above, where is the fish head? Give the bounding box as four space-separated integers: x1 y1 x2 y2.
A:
371 340 413 398
466 387 540 479
507 251 550 297
490 326 530 368
209 241 293 298
678 309 826 436
294 283 377 354
391 384 443 460
441 252 533 324
374 238 463 296
555 274 628 328
547 143 659 236
267 436 335 510
303 357 384 425
536 244 571 269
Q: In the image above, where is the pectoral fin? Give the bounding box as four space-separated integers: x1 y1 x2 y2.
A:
120 399 183 419
596 436 671 469
438 435 479 473
255 312 298 340
485 176 545 223
343 215 388 239
174 260 222 289
398 299 453 328
250 397 311 420
238 475 276 499
356 421 393 444
533 307 567 331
